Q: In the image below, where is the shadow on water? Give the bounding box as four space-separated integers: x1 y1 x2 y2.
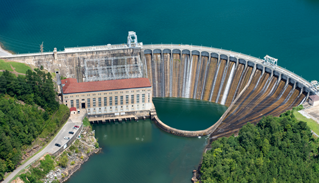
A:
153 97 228 131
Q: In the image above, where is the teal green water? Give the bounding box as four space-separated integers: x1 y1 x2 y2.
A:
153 98 227 131
1 0 319 81
66 98 214 183
1 0 319 182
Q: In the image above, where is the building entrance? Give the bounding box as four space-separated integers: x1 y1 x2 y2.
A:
82 103 86 109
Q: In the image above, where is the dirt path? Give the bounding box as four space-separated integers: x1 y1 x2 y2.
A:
0 69 26 76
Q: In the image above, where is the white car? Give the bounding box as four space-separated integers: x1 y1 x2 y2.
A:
64 137 70 140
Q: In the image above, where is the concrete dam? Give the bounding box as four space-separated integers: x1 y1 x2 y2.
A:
143 45 311 138
0 42 315 138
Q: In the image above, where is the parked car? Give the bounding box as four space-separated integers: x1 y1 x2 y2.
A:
69 131 74 134
64 137 70 140
55 143 61 147
74 125 80 128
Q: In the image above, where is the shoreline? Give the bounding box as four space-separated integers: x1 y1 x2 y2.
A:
60 148 101 183
0 42 13 56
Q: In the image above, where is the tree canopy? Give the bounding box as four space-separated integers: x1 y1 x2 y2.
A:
0 69 66 180
200 110 319 183
0 69 59 114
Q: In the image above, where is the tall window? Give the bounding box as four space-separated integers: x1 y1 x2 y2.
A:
104 97 107 106
148 93 150 103
126 95 129 104
76 99 79 109
71 100 74 107
93 98 96 107
131 95 134 104
115 96 118 105
98 97 101 107
137 94 140 103
109 97 112 106
120 96 123 105
87 98 90 107
142 94 145 103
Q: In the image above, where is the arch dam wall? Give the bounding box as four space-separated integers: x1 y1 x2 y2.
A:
0 44 315 138
143 44 314 138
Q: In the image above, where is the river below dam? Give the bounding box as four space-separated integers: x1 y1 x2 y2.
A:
65 98 226 183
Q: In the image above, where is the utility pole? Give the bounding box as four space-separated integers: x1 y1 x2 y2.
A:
40 42 44 53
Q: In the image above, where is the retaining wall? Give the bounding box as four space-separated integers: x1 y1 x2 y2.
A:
52 125 83 157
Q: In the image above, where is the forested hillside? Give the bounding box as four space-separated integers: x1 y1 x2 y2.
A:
200 110 319 183
0 69 59 113
0 70 69 180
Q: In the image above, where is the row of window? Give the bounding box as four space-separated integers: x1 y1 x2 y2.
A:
69 94 150 108
64 89 151 99
87 105 146 113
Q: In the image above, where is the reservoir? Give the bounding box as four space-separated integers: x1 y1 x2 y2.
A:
66 98 226 183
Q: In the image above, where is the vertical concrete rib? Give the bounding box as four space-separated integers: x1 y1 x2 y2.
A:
209 54 221 101
283 80 296 104
151 51 157 97
161 51 165 97
169 52 173 97
231 63 247 103
145 54 152 90
299 88 306 105
186 52 193 98
216 57 229 103
195 55 207 99
221 63 235 105
164 52 170 97
177 52 182 97
182 54 188 97
193 53 202 99
189 54 197 99
141 51 147 78
201 53 211 100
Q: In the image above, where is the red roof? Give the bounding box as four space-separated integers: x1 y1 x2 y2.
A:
61 78 151 94
70 107 77 112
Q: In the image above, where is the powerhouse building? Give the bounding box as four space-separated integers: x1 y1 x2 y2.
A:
61 78 152 121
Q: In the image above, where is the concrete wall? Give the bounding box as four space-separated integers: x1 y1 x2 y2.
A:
144 45 310 138
0 48 145 82
52 125 83 157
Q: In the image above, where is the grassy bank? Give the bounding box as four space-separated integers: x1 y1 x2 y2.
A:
83 117 91 127
0 59 13 71
294 110 319 135
8 61 31 73
0 59 31 73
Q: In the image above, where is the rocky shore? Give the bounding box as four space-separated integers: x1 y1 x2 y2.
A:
43 125 101 183
12 125 101 183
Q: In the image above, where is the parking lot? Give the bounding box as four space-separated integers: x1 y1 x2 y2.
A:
49 120 82 154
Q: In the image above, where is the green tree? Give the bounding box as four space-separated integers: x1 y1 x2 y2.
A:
58 154 68 168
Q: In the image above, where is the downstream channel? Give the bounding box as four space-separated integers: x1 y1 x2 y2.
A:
66 98 227 183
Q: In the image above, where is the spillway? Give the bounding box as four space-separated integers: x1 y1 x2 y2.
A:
143 45 313 138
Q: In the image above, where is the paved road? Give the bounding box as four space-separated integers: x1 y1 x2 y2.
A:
3 117 83 183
